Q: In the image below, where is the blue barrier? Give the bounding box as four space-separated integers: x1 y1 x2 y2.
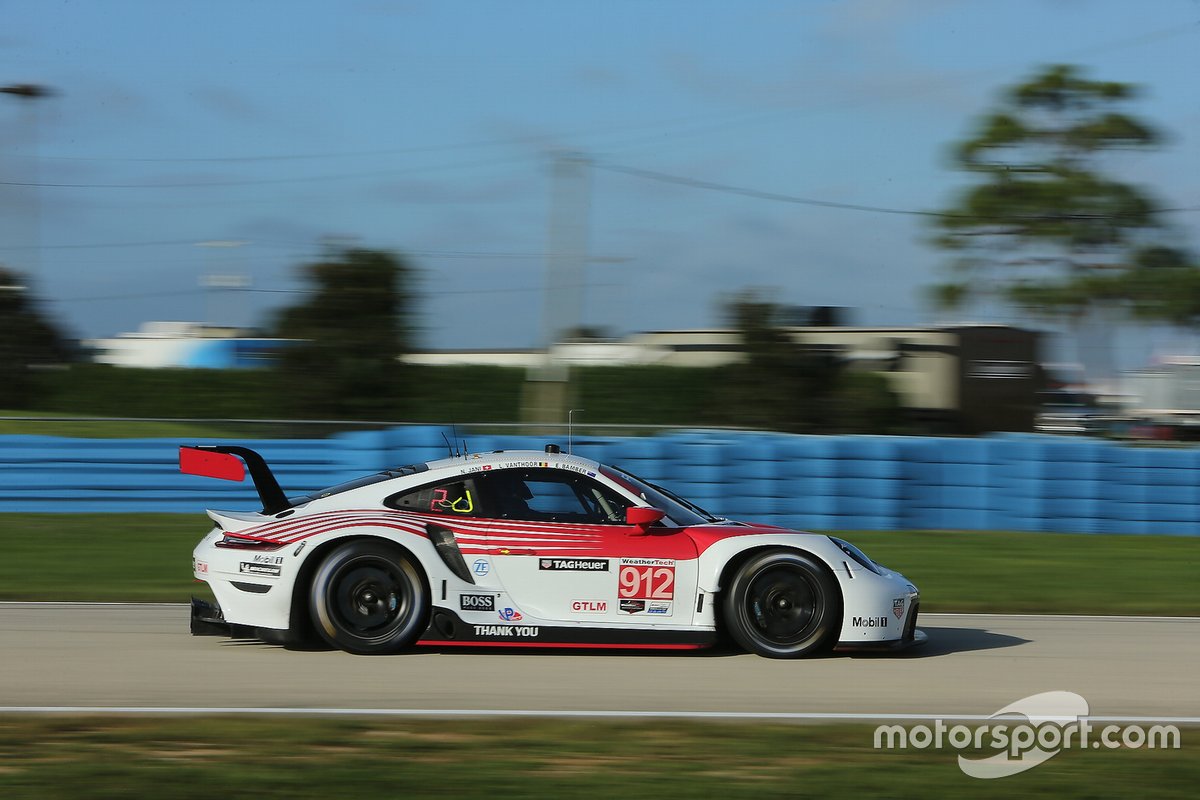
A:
3 428 1200 534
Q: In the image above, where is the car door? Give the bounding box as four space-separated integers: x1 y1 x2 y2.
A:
476 467 698 626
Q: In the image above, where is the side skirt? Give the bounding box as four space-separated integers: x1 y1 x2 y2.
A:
418 607 717 650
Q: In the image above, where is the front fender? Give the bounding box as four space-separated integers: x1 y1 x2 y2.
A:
693 531 918 644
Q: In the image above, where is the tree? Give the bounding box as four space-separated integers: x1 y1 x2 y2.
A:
1084 245 1200 327
715 291 900 433
272 247 415 420
930 64 1187 318
0 267 74 408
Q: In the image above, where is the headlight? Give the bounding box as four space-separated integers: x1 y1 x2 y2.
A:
829 537 881 575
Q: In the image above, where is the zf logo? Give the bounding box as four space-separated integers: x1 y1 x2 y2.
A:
459 594 496 612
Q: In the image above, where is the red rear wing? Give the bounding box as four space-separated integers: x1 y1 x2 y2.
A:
179 445 291 514
180 446 246 482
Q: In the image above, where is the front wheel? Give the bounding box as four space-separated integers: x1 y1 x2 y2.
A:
309 540 429 654
722 549 840 658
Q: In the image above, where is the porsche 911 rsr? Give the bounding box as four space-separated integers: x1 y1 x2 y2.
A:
183 443 924 658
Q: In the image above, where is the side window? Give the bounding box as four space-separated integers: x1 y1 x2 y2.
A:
524 478 585 518
481 468 629 524
385 477 481 516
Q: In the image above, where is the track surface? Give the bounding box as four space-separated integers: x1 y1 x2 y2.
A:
2 604 1196 718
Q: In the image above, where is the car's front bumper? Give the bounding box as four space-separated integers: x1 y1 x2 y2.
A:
835 564 924 651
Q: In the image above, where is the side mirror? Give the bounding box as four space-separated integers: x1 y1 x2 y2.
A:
626 506 665 531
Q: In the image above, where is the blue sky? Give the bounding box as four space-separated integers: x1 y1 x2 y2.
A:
1 0 1198 364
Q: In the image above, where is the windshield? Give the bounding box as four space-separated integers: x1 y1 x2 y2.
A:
600 465 721 526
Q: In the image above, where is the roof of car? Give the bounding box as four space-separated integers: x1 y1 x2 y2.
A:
422 449 604 475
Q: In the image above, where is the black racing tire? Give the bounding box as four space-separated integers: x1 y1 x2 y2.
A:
308 540 429 654
721 548 841 659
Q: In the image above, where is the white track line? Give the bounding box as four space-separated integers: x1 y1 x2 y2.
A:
925 612 1200 622
0 601 188 607
0 707 1198 724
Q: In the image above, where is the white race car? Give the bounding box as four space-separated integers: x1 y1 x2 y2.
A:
183 443 924 658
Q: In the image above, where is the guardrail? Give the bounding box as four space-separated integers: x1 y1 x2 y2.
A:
3 427 1198 534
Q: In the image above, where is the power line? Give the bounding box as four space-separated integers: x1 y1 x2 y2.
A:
24 107 802 165
595 161 1200 220
596 161 945 217
54 282 618 304
0 236 610 261
0 153 536 189
0 238 307 252
21 21 1198 168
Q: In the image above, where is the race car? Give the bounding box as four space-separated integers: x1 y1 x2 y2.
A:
182 443 924 658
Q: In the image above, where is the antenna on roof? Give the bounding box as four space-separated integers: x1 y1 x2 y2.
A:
441 431 455 459
568 408 584 455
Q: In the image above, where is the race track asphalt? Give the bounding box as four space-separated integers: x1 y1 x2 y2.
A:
1 604 1196 719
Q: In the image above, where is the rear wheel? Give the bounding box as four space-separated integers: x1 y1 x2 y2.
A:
722 549 840 658
309 540 429 654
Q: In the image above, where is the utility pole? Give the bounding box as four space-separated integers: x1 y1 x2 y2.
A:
523 152 592 427
1 84 54 285
196 240 252 329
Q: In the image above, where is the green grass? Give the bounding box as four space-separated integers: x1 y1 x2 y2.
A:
0 410 249 439
1 515 1198 613
844 530 1200 615
0 515 203 602
0 716 1193 798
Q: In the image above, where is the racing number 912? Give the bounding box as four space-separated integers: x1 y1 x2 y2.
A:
618 565 674 600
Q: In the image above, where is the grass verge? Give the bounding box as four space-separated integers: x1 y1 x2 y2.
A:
0 410 247 439
0 515 1198 614
0 716 1193 798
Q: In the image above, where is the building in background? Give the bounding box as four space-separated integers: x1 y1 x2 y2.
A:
409 324 1043 433
87 320 1041 432
87 321 288 369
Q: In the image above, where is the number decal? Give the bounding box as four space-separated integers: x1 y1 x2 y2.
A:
431 486 474 514
618 564 675 600
619 566 641 597
650 567 674 599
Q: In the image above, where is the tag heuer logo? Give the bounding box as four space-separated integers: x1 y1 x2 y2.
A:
893 597 906 619
538 558 609 572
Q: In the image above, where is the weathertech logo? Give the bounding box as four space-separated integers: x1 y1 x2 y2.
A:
539 558 609 572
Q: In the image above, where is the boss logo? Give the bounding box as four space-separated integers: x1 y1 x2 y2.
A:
459 594 496 612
